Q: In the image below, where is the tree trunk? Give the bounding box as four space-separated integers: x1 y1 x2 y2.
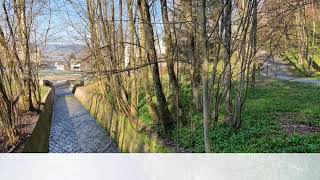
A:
251 0 258 87
223 0 233 123
160 0 180 109
181 0 201 111
15 0 35 111
138 0 173 133
199 0 211 153
128 0 139 117
119 0 125 69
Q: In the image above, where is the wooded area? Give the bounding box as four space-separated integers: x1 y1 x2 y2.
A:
0 0 50 148
1 0 320 152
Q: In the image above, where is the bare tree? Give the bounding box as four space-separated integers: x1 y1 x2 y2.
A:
138 0 173 133
199 0 211 152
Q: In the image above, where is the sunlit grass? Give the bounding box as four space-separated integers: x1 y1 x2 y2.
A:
138 77 320 152
283 50 320 77
40 86 50 99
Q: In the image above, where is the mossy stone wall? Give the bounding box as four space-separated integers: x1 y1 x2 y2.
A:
74 83 172 153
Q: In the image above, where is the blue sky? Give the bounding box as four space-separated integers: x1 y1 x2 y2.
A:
46 0 88 45
45 0 165 46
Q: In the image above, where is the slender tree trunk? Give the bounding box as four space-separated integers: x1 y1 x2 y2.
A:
140 20 160 123
181 0 201 111
15 0 35 111
160 0 180 108
301 4 309 73
251 0 258 87
119 0 125 69
128 0 139 117
87 0 100 60
199 0 211 153
223 0 233 123
138 0 173 133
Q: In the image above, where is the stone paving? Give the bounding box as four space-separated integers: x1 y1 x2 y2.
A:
49 83 119 153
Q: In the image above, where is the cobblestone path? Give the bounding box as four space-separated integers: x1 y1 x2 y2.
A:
49 83 119 153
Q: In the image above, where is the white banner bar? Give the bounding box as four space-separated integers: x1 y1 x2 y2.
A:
0 154 319 180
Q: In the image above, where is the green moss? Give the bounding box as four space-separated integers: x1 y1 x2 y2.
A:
40 86 50 98
138 92 153 126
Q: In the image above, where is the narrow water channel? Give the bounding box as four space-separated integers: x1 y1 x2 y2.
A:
49 82 119 153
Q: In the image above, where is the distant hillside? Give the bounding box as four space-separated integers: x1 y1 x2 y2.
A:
43 44 87 61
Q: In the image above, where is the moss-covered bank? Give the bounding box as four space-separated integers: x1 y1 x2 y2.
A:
74 83 172 152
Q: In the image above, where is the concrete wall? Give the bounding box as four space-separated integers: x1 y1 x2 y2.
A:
23 87 55 153
74 83 172 153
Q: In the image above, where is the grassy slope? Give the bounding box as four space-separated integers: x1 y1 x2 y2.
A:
139 78 320 152
283 50 320 77
40 86 50 98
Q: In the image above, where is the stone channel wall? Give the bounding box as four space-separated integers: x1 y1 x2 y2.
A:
74 83 172 153
23 87 55 153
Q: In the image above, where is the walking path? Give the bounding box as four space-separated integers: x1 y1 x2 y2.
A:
260 53 320 85
49 81 119 153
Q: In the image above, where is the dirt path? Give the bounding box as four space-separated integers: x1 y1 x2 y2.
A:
49 82 118 153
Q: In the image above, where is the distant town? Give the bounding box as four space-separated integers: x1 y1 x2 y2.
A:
39 44 90 72
40 40 166 72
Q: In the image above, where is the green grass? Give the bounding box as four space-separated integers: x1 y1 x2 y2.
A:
40 86 50 99
282 50 320 77
309 75 320 80
138 78 320 152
